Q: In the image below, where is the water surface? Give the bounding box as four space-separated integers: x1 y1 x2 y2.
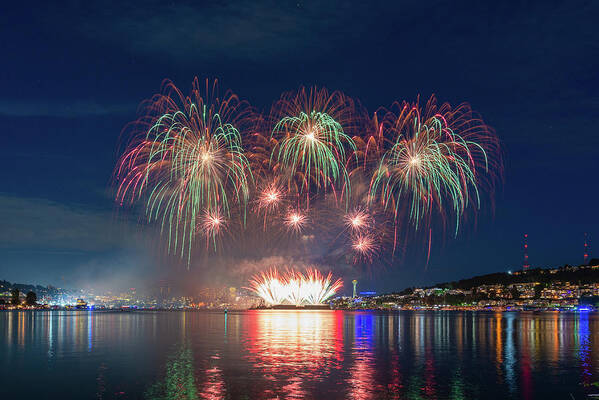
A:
1 310 597 399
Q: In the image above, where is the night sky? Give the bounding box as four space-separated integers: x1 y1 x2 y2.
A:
1 1 597 294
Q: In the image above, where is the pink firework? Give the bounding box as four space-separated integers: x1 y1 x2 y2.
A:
344 209 373 233
257 183 285 213
202 210 226 240
284 210 307 233
351 233 379 262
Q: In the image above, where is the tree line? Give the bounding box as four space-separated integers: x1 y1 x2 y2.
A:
0 289 37 306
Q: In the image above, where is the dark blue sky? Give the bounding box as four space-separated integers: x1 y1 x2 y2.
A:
1 1 597 294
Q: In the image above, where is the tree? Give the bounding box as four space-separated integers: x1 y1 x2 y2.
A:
510 287 520 300
534 284 544 299
11 289 20 305
25 291 37 306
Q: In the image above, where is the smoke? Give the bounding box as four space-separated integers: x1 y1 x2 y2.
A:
150 251 361 297
70 250 160 294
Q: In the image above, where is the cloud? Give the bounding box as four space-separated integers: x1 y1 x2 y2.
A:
41 1 390 66
0 195 135 252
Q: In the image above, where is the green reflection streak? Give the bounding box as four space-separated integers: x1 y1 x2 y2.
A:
450 369 465 400
145 343 198 400
406 373 424 400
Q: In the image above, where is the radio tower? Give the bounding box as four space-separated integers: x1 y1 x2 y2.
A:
352 280 358 298
523 233 530 271
584 233 590 265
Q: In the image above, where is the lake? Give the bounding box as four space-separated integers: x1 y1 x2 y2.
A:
1 310 597 399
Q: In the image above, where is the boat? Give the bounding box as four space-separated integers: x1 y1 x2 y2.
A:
75 299 88 310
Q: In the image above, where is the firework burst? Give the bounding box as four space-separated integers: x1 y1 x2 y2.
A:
248 268 343 306
115 78 253 263
255 182 286 214
284 209 308 233
369 95 500 233
248 270 289 305
344 208 373 233
269 87 358 202
115 79 502 268
200 209 227 249
351 233 379 263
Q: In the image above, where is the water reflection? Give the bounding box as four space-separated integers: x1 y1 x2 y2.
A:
579 312 592 387
199 355 225 400
243 310 344 399
3 311 599 399
504 313 516 394
348 313 377 399
146 343 199 400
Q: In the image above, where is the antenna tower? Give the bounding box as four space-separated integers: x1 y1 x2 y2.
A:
523 233 530 271
584 233 590 265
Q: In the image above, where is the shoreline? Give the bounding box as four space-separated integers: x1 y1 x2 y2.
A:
0 307 594 313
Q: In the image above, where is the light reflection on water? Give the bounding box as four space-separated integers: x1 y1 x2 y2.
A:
243 310 344 399
1 310 599 399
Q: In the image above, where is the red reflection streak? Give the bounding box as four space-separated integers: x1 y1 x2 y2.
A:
200 357 225 400
387 318 403 399
424 342 436 398
388 352 403 399
334 310 344 367
388 317 402 398
347 315 380 400
244 310 343 399
348 354 375 400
